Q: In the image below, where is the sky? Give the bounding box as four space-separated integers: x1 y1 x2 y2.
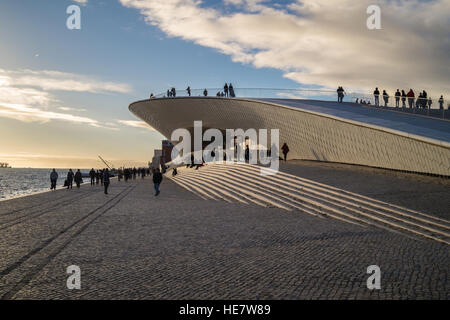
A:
0 0 448 168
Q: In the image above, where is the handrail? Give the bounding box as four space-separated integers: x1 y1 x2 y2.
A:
148 87 449 119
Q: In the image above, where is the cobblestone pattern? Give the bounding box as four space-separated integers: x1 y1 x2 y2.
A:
130 98 450 176
0 177 448 299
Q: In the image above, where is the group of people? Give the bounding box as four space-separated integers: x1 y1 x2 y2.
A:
336 85 446 110
50 168 111 194
50 165 164 196
163 83 237 98
371 88 445 109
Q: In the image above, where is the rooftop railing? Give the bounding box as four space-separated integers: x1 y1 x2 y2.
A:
150 88 449 120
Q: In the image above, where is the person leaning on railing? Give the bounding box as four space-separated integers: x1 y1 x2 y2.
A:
439 95 444 110
373 87 380 106
406 89 415 108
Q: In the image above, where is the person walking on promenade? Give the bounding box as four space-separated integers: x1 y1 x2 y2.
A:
96 170 100 185
50 169 58 190
67 169 74 189
439 95 444 110
407 89 415 108
186 86 191 97
118 168 123 182
103 168 110 194
74 169 82 189
224 83 229 97
203 88 208 96
229 83 235 97
373 87 380 106
166 89 170 98
172 167 178 177
171 87 176 97
281 143 289 162
89 168 96 185
382 90 389 107
153 168 163 196
427 97 432 109
401 90 407 108
395 89 401 107
100 170 104 186
133 167 137 179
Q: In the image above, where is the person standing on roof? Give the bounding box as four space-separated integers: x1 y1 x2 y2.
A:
439 95 444 110
395 89 401 108
382 90 389 107
373 87 380 106
407 89 415 108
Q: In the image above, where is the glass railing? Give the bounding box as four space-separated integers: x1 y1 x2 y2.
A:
149 88 449 120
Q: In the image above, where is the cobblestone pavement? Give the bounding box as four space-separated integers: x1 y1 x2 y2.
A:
0 169 448 299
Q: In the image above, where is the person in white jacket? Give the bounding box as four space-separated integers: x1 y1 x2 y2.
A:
50 169 58 190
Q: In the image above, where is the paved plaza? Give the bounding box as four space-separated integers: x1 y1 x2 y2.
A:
0 162 449 299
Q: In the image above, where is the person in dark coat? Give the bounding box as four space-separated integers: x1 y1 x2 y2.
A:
67 169 74 189
153 168 163 196
224 83 229 97
50 169 58 190
395 89 401 107
89 168 96 185
103 168 110 194
281 143 289 162
401 90 407 108
74 169 82 189
373 87 380 106
229 83 235 97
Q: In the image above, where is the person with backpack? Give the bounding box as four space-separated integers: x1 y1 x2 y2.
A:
153 168 163 196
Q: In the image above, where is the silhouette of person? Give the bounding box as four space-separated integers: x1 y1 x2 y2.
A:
50 169 58 190
103 168 110 194
186 86 191 96
395 89 401 107
281 143 289 161
224 83 229 97
67 169 74 189
373 87 380 106
74 169 82 188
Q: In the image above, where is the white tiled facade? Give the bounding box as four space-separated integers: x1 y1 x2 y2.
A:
130 98 450 176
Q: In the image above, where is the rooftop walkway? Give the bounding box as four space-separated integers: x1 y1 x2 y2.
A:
260 99 450 143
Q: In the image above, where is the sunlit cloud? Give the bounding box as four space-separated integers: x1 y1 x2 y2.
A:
4 69 132 94
0 69 129 128
120 0 450 98
117 119 156 130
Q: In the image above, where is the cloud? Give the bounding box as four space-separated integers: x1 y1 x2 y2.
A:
4 69 132 94
0 69 126 128
120 0 450 98
117 119 156 130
